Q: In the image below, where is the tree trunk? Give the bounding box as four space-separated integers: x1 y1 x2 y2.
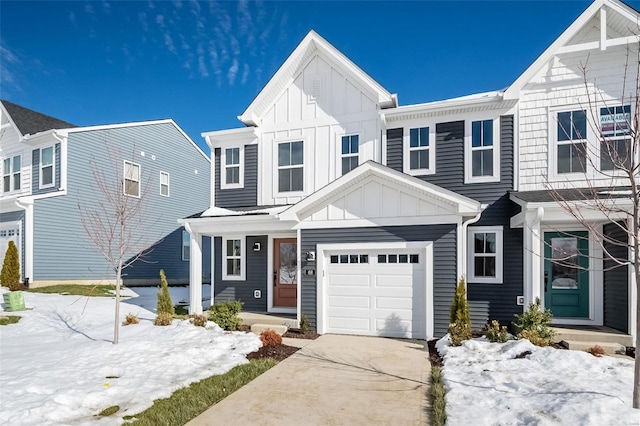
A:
113 262 122 345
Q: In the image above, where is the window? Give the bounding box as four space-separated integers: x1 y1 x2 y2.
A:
330 254 369 263
223 237 245 280
556 110 587 174
160 171 170 197
377 254 420 264
2 155 21 193
40 146 55 188
409 127 430 171
222 147 243 188
182 230 190 261
124 161 141 197
278 141 303 192
465 119 499 183
341 135 359 175
467 226 503 284
600 105 631 171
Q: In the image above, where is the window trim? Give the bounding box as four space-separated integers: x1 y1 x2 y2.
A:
340 134 360 176
403 125 435 176
2 154 21 194
182 230 190 261
123 160 141 198
160 171 170 197
222 236 246 281
221 146 244 190
467 226 503 284
548 106 590 180
275 139 305 195
39 146 55 189
598 104 632 173
464 118 500 183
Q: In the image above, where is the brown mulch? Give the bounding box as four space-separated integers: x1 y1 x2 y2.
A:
246 344 299 361
427 339 443 367
282 328 320 340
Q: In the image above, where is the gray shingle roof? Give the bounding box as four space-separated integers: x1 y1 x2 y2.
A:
1 100 76 136
511 187 633 203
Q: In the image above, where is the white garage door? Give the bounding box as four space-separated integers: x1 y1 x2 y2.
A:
0 221 21 267
323 246 428 339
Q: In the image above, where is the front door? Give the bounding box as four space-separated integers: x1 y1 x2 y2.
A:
274 238 297 308
543 231 589 318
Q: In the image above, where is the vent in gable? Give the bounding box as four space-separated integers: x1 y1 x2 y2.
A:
307 74 323 103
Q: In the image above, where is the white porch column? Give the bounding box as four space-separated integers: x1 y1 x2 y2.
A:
523 208 544 308
189 230 203 315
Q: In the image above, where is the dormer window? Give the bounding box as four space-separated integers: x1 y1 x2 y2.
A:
341 135 359 175
221 147 243 189
465 119 500 183
556 110 587 174
278 141 303 193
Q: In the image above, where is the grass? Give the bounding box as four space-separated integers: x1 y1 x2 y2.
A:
98 405 120 417
126 358 277 425
0 316 21 326
431 367 447 426
28 285 120 297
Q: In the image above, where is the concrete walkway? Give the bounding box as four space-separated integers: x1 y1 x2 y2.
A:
187 334 431 426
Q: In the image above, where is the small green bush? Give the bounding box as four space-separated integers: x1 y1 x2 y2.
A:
190 314 208 327
514 298 555 347
156 269 175 316
299 314 309 334
154 311 173 326
448 276 471 346
209 300 243 331
485 320 509 343
431 367 447 426
1 241 21 291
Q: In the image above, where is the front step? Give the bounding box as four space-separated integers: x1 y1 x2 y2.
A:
561 340 626 355
240 312 298 329
552 327 633 347
251 324 288 336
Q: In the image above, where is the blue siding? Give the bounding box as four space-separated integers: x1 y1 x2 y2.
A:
32 143 61 195
0 210 25 279
32 122 211 284
214 145 258 208
603 222 628 333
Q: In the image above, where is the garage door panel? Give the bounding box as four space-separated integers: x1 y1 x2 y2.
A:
375 274 413 287
328 274 370 287
375 297 413 310
328 317 371 332
328 295 370 308
374 318 413 337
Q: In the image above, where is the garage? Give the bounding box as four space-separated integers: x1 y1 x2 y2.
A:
0 221 21 266
317 242 433 339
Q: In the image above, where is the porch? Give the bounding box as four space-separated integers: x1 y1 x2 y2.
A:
552 325 634 355
239 311 298 335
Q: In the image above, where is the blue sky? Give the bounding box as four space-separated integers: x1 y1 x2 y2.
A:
2 0 638 152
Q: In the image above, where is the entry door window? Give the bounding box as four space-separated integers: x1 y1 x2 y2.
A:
550 237 579 289
278 242 297 284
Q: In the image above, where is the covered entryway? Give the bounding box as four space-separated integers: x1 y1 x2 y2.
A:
317 242 433 339
273 238 297 308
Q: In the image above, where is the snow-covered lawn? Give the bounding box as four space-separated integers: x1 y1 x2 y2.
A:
437 337 639 425
0 287 260 425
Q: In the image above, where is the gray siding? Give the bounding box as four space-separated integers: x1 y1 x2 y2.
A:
603 222 628 333
386 116 523 327
33 122 211 284
301 225 457 337
0 210 25 279
214 145 258 208
31 143 61 195
213 235 268 311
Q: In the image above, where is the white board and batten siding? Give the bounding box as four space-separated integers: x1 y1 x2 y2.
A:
0 122 32 198
258 53 382 206
518 22 637 191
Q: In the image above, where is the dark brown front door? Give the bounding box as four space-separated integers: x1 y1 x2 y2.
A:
274 238 297 308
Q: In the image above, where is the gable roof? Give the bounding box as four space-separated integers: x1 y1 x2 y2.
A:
1 100 76 136
238 30 396 126
505 0 640 99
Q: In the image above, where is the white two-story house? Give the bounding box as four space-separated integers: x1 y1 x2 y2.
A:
182 0 637 342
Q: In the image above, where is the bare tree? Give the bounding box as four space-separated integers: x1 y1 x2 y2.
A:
544 45 640 408
78 140 157 344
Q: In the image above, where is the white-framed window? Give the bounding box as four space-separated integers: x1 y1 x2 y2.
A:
404 126 434 176
182 230 190 261
160 171 170 197
555 109 587 174
39 146 55 188
467 226 503 284
341 135 359 175
277 140 303 193
222 236 245 280
123 161 141 197
2 154 21 193
465 119 500 183
221 147 243 189
599 105 631 171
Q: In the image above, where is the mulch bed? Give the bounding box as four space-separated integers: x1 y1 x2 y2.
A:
282 328 320 339
246 343 299 362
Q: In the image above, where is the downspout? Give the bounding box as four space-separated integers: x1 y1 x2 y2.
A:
460 210 483 280
14 197 34 285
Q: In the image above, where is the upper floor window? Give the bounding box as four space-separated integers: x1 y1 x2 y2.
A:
182 230 190 261
223 236 245 280
467 226 503 284
160 171 170 197
124 161 140 197
403 126 435 176
40 146 55 188
222 147 243 189
556 110 587 174
600 105 631 171
278 141 303 193
2 155 21 193
465 119 499 183
341 135 359 175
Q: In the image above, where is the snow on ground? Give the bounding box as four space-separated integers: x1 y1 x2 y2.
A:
0 287 260 426
437 336 639 425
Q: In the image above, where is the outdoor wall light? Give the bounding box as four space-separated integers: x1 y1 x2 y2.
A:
305 251 316 261
253 242 261 251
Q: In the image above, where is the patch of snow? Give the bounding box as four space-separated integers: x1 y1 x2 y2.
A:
0 288 260 425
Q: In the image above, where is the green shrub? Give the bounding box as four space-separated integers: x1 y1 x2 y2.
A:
448 276 471 346
485 320 509 343
190 314 208 327
208 300 243 331
154 312 173 326
299 314 309 334
514 298 555 347
0 241 21 291
431 367 447 426
156 270 175 316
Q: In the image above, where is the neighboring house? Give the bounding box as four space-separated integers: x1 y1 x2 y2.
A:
0 100 211 287
181 0 637 342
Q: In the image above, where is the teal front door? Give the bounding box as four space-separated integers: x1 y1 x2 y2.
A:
543 231 589 318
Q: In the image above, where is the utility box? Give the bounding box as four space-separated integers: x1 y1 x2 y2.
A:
3 291 25 312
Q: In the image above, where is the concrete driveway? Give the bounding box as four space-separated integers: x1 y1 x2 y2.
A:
187 334 431 425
